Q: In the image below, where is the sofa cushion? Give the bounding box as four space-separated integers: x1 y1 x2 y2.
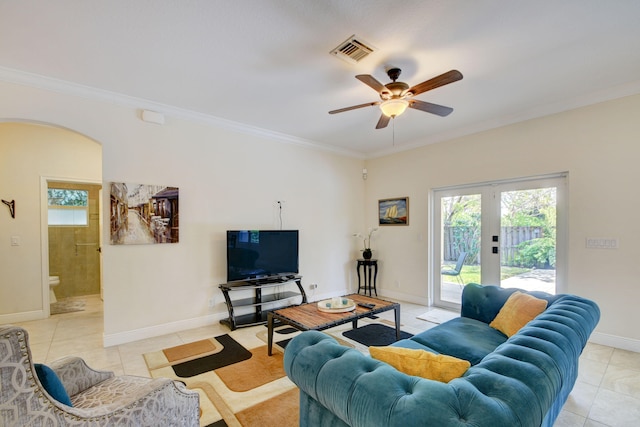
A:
490 291 548 337
370 346 470 382
461 283 560 324
391 338 439 352
34 363 73 406
410 317 508 365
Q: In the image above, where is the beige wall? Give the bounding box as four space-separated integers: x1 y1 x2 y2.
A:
0 122 102 320
0 80 365 344
1 78 638 351
365 93 640 350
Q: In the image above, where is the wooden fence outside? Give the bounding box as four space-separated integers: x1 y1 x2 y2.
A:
444 226 548 266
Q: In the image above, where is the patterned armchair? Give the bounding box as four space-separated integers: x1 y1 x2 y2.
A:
0 325 199 426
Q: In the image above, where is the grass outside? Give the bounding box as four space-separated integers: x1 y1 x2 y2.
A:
442 263 531 284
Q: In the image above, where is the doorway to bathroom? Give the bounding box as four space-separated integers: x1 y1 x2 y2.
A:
47 180 102 314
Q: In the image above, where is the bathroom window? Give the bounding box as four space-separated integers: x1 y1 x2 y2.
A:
48 189 89 226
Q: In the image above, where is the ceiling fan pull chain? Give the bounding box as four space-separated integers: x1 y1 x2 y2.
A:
393 118 396 146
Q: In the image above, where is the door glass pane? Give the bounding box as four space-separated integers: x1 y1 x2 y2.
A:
48 207 88 226
500 187 556 294
440 194 481 304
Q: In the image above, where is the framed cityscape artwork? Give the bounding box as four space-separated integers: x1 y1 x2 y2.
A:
110 182 179 244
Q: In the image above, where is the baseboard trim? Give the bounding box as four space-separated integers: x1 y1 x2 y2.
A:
0 309 46 324
378 290 430 307
103 303 638 353
103 311 227 347
310 289 429 308
589 331 640 353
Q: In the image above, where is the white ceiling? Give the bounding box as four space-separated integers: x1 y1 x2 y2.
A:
1 0 640 157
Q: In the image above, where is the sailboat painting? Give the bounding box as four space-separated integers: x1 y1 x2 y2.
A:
378 197 409 226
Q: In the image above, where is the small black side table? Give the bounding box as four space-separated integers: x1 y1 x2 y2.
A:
356 259 378 296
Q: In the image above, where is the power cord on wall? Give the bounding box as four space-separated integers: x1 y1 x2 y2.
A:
277 200 284 230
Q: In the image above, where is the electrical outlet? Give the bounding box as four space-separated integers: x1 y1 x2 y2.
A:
309 283 318 290
208 297 216 307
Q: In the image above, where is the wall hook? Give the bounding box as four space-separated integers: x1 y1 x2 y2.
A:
2 199 15 218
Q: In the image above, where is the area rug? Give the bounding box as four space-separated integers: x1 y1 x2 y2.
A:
342 323 413 347
143 317 413 426
417 308 459 324
50 298 86 315
144 326 300 427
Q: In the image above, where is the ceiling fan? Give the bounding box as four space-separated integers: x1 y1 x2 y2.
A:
329 68 463 129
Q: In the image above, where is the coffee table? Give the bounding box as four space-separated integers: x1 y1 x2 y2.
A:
267 294 400 355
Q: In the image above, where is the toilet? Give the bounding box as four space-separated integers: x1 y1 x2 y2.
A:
49 276 60 303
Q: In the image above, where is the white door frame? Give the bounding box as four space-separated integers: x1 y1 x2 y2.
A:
40 176 103 315
429 173 567 309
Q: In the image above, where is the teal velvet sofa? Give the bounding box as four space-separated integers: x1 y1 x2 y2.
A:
284 284 600 427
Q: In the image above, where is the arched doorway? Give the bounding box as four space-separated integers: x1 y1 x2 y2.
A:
0 121 102 322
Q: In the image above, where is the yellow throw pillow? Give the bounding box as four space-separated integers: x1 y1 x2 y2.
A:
490 291 548 337
369 346 470 382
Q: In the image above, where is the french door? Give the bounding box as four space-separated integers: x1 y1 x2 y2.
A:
432 175 566 309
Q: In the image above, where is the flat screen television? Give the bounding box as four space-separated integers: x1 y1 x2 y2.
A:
226 230 299 282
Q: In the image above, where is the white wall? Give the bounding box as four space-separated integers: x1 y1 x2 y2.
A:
0 80 365 345
365 93 640 351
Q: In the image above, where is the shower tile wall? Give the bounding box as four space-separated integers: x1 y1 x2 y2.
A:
48 183 101 299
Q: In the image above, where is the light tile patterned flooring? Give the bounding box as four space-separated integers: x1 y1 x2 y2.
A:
7 294 640 426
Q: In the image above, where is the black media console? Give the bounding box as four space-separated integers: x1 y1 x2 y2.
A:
219 275 307 330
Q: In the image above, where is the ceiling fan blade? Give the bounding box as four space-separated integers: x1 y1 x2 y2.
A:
375 114 390 129
408 70 463 96
356 74 388 93
409 100 454 117
329 101 379 114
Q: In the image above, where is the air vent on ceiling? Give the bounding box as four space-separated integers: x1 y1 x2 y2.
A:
330 35 375 64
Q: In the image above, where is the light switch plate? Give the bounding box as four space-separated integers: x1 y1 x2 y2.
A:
586 238 618 249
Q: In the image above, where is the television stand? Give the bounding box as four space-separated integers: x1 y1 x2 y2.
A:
219 275 307 330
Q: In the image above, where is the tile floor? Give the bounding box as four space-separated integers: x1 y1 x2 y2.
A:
7 294 640 427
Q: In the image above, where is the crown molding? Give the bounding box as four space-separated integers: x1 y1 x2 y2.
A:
0 66 364 159
368 78 640 159
6 65 638 161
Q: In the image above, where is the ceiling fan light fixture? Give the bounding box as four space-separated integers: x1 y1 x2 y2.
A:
380 99 409 118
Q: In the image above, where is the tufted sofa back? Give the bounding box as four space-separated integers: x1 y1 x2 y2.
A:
285 286 600 427
458 293 599 426
460 282 563 324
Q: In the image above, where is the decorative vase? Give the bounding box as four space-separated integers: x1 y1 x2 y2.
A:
362 249 372 260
